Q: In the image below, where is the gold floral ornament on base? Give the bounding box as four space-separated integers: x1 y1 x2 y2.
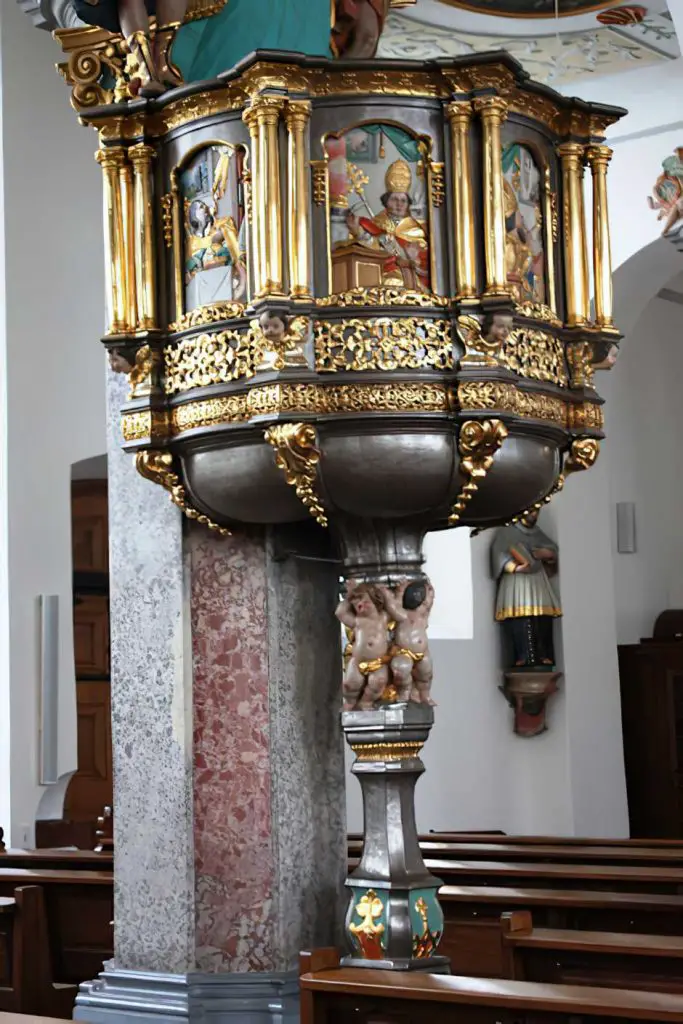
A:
448 419 508 527
264 423 328 527
136 450 232 536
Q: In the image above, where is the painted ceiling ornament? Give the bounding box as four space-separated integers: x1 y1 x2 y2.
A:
596 4 647 23
648 147 683 238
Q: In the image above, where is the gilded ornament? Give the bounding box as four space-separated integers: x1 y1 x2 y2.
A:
170 381 450 434
568 401 603 431
351 742 425 762
505 473 566 527
135 450 231 536
169 302 247 334
456 381 568 429
164 328 257 395
449 419 508 527
314 318 452 373
456 313 506 368
56 30 128 110
566 341 595 389
311 160 329 207
128 345 161 399
317 288 447 309
121 408 170 442
429 162 445 207
501 327 568 388
565 436 600 474
514 301 562 328
264 423 328 527
161 193 174 249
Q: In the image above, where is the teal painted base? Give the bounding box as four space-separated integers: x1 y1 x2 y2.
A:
173 0 332 84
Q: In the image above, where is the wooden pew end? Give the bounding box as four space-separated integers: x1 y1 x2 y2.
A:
300 948 340 976
501 910 533 936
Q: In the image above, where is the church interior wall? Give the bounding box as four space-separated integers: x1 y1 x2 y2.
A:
0 2 105 845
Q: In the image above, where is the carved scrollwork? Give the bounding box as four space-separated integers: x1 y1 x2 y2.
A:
314 318 452 373
448 419 508 527
164 329 257 395
264 423 328 527
501 327 568 388
135 450 232 536
169 302 247 334
317 288 448 308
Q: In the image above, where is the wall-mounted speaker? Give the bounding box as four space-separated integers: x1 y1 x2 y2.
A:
616 502 636 554
39 595 59 785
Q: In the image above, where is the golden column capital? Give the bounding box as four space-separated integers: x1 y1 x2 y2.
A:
475 95 508 296
250 93 286 125
557 141 585 164
446 100 476 298
284 98 312 131
473 95 509 124
586 144 613 170
96 145 126 170
128 142 156 167
445 100 473 126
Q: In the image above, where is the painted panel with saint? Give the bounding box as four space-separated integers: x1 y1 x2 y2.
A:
181 145 248 313
503 143 546 305
325 124 431 294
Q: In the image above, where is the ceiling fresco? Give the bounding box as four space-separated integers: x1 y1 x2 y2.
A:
377 0 679 84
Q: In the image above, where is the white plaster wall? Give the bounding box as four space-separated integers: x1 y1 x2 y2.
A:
0 12 10 839
0 3 105 845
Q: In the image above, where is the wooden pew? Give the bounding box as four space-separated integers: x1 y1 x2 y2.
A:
0 886 77 1018
300 948 683 1023
0 849 113 872
348 838 683 866
500 910 683 994
0 868 113 985
429 833 683 848
349 856 683 894
0 1016 74 1023
439 885 683 977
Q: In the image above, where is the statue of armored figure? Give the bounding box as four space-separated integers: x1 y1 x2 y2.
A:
491 510 561 669
336 577 434 710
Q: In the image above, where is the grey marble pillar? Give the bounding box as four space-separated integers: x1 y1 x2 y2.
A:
75 371 346 1023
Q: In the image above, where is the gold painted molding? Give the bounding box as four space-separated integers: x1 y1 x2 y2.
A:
449 418 508 526
264 423 328 527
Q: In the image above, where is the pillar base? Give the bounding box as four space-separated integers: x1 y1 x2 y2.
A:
501 670 561 737
74 965 299 1024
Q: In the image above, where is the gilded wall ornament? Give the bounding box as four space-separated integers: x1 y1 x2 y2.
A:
121 409 170 442
456 313 510 368
448 419 508 526
514 301 562 327
164 329 256 395
456 381 568 428
135 449 232 536
501 327 568 388
310 160 329 207
430 162 445 207
264 423 328 527
253 312 309 372
128 344 161 399
161 193 174 249
317 288 448 308
566 340 595 389
169 301 247 334
315 317 452 373
170 381 451 434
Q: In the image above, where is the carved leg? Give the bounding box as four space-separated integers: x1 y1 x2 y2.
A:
343 661 365 711
154 0 189 86
358 665 389 709
411 654 435 706
390 654 413 702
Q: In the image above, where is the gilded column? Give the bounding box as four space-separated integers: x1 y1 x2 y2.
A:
243 106 263 298
246 95 285 298
120 159 137 334
446 101 477 299
474 96 509 297
285 100 312 300
96 146 128 335
586 144 614 330
542 166 558 316
558 142 590 327
129 143 158 332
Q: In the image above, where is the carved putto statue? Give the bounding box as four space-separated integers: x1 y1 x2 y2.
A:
331 0 389 58
648 147 683 238
336 577 434 710
491 510 561 669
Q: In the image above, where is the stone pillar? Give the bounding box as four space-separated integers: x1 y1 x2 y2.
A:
75 372 346 1024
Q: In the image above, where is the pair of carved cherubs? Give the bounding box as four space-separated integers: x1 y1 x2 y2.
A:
336 577 435 711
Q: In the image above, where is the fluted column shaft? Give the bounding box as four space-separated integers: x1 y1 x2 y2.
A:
586 144 614 330
475 96 509 297
558 142 590 327
446 101 477 299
